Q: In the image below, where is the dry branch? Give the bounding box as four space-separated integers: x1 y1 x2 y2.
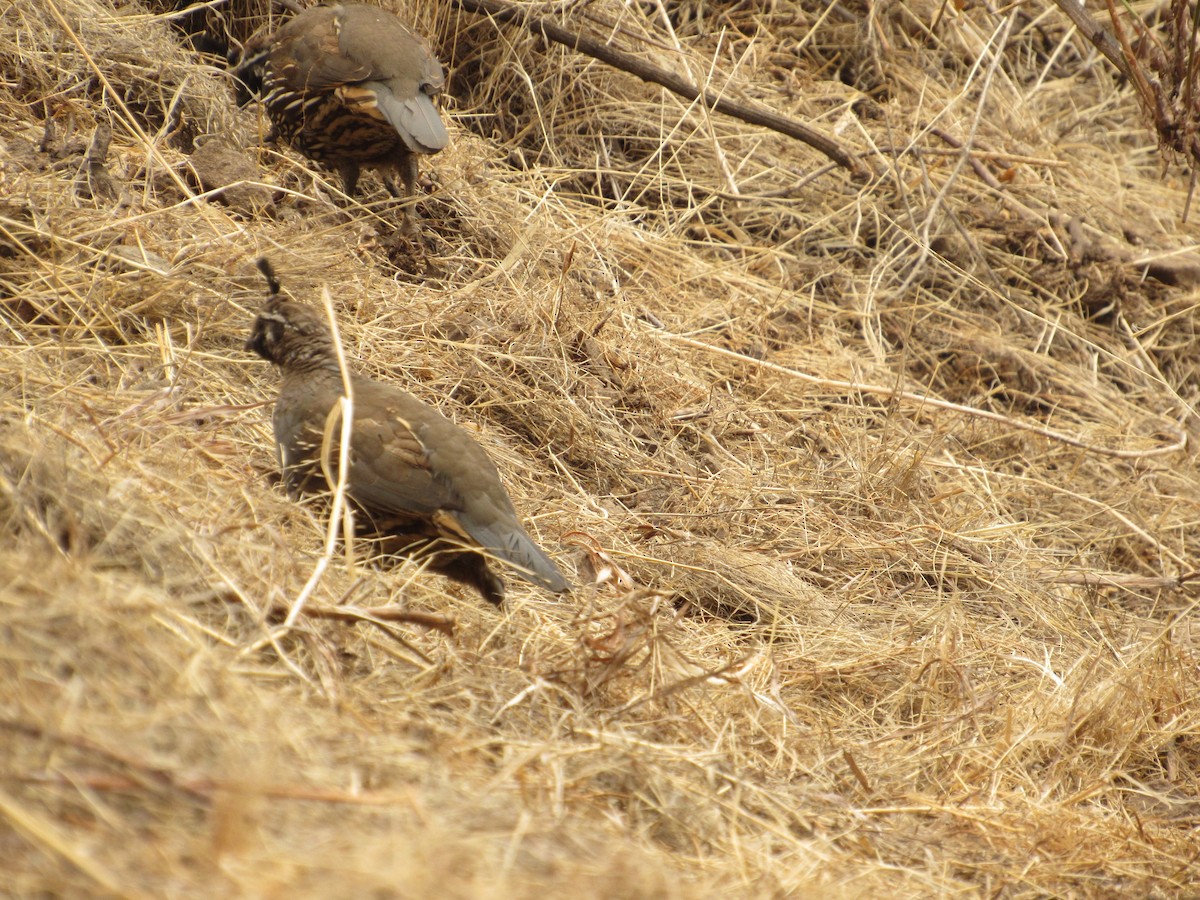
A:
1046 571 1200 590
1048 0 1135 80
653 328 1188 460
15 771 414 807
0 718 209 802
291 602 456 637
450 0 866 177
1050 0 1200 196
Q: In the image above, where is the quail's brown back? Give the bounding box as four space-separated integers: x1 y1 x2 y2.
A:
246 293 570 603
258 3 449 197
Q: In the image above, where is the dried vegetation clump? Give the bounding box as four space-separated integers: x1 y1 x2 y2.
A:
2 0 1199 896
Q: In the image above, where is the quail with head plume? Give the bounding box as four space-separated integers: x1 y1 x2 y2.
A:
245 260 570 604
236 3 448 220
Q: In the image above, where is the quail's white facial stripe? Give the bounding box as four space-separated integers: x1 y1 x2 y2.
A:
257 310 289 327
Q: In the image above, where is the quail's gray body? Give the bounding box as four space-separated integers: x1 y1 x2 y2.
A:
246 276 569 604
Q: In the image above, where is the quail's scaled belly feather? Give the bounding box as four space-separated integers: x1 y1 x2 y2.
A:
245 260 569 605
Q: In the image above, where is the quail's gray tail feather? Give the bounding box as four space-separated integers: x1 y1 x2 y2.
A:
374 86 448 155
468 521 569 593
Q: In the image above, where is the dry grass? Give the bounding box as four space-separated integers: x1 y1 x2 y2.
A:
3 0 1200 896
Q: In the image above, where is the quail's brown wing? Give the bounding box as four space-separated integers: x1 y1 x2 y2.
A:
271 8 370 93
287 5 447 154
345 403 450 521
274 6 439 97
336 6 448 154
346 379 569 593
335 6 441 86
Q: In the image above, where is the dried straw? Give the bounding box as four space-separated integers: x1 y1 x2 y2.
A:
2 0 1198 895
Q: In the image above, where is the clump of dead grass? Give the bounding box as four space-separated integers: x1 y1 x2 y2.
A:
2 0 1200 896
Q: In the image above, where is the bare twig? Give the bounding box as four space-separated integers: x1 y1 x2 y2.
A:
0 718 209 802
1051 0 1200 185
15 770 414 806
280 287 356 630
450 0 865 177
1047 0 1135 80
1046 571 1200 590
295 602 455 635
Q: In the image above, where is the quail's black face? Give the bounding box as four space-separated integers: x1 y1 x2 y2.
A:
246 298 338 370
245 303 288 363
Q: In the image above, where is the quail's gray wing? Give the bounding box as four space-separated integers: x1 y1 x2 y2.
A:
346 379 569 592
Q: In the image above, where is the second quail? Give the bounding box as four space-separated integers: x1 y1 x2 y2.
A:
239 3 449 216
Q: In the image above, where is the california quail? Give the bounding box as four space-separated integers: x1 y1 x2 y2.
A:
237 3 448 215
245 260 570 604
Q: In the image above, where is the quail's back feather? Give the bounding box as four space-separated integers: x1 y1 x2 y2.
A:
338 376 568 594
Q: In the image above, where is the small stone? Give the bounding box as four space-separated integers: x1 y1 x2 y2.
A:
189 138 273 214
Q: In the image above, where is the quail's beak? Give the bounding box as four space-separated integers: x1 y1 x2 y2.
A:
244 325 264 357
